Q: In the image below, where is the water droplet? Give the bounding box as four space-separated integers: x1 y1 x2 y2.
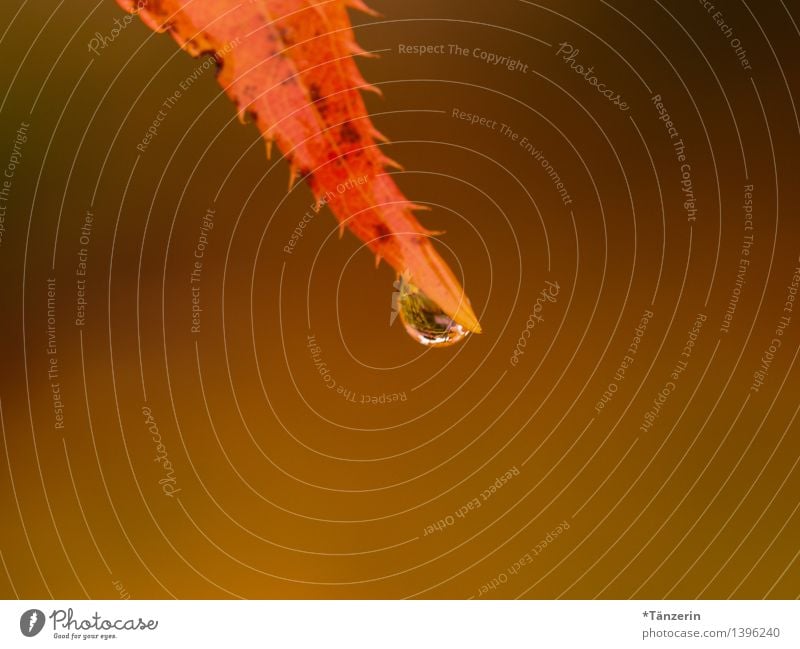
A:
392 275 470 347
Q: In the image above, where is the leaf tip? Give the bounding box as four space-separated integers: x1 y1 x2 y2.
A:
346 0 382 18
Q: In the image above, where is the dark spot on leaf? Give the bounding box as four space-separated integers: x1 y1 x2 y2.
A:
309 84 328 114
242 83 258 101
373 223 391 240
277 26 294 46
339 121 360 143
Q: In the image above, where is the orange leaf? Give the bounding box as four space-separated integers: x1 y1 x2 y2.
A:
118 0 481 334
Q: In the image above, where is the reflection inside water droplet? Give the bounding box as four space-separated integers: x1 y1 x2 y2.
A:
393 275 469 347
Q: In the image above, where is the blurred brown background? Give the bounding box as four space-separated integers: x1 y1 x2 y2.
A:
0 0 799 598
